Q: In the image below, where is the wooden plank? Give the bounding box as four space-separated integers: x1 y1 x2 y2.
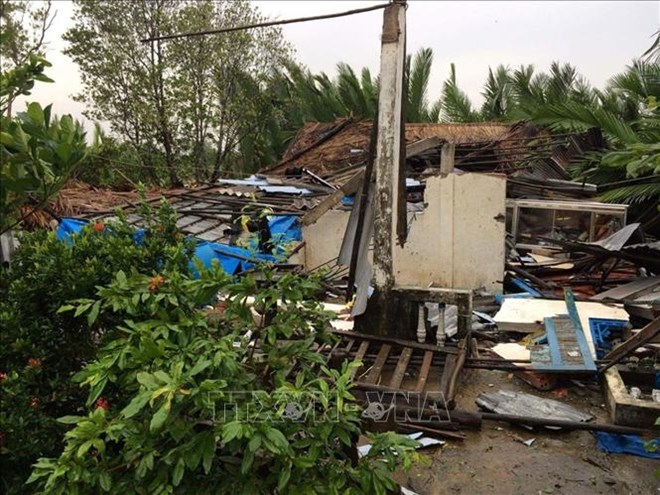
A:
364 344 392 384
439 354 458 398
349 341 370 380
526 289 598 372
600 316 660 372
445 342 467 404
405 136 442 158
415 351 434 392
389 347 413 389
326 340 342 359
440 142 455 174
301 170 364 226
344 339 356 354
329 329 458 354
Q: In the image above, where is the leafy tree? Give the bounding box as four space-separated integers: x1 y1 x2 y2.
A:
438 63 483 122
65 0 291 184
278 47 440 125
0 0 55 117
0 36 90 234
0 202 194 493
643 29 660 64
437 61 599 122
26 262 420 494
520 60 660 211
64 0 180 185
0 101 90 234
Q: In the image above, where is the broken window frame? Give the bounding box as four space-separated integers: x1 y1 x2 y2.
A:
506 199 628 250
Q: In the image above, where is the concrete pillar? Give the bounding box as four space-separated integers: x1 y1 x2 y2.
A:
371 1 406 290
355 1 410 338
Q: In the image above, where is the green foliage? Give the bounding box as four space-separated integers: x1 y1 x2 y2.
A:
0 202 194 493
64 0 291 184
0 54 53 115
1 101 90 232
1 20 91 233
406 48 434 122
27 265 419 494
74 133 153 190
0 0 54 74
439 63 482 122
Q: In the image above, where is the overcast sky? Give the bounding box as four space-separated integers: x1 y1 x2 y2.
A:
21 0 660 131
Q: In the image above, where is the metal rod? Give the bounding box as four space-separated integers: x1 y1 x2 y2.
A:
480 412 657 435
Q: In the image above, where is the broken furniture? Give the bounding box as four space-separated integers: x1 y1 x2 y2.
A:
507 199 628 250
326 328 468 409
603 366 660 428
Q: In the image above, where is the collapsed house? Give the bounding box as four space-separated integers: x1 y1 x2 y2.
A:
45 111 659 440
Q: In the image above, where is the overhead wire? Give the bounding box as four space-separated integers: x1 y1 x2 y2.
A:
140 2 393 43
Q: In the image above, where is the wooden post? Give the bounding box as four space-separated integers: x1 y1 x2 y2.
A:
440 143 455 174
355 1 408 338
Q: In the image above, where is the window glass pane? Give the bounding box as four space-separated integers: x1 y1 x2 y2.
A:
593 214 624 241
517 207 554 245
554 210 591 242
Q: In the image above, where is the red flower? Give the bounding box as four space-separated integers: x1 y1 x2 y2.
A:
95 397 109 411
0 372 6 383
29 397 40 409
27 357 42 370
149 274 166 293
93 221 105 232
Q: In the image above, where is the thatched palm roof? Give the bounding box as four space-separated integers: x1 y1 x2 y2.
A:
262 118 541 177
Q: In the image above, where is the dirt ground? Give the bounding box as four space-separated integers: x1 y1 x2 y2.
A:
397 368 659 495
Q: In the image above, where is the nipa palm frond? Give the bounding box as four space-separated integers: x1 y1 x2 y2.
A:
440 63 481 122
407 47 433 122
528 100 640 144
598 181 660 205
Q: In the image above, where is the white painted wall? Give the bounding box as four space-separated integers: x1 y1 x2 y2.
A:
394 173 506 292
302 172 506 293
303 209 352 271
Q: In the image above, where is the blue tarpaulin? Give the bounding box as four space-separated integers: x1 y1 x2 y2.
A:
56 218 145 245
55 216 292 277
595 432 660 459
191 241 241 276
56 218 89 241
268 215 302 243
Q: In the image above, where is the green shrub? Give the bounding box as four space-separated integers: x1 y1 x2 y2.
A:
0 201 194 493
27 265 420 494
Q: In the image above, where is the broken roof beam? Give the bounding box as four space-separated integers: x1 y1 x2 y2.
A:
405 135 443 158
301 170 365 226
599 316 660 373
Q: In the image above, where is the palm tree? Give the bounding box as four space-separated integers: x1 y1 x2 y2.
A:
525 61 660 213
480 65 515 120
279 47 440 124
642 29 660 64
438 63 482 122
405 47 434 122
